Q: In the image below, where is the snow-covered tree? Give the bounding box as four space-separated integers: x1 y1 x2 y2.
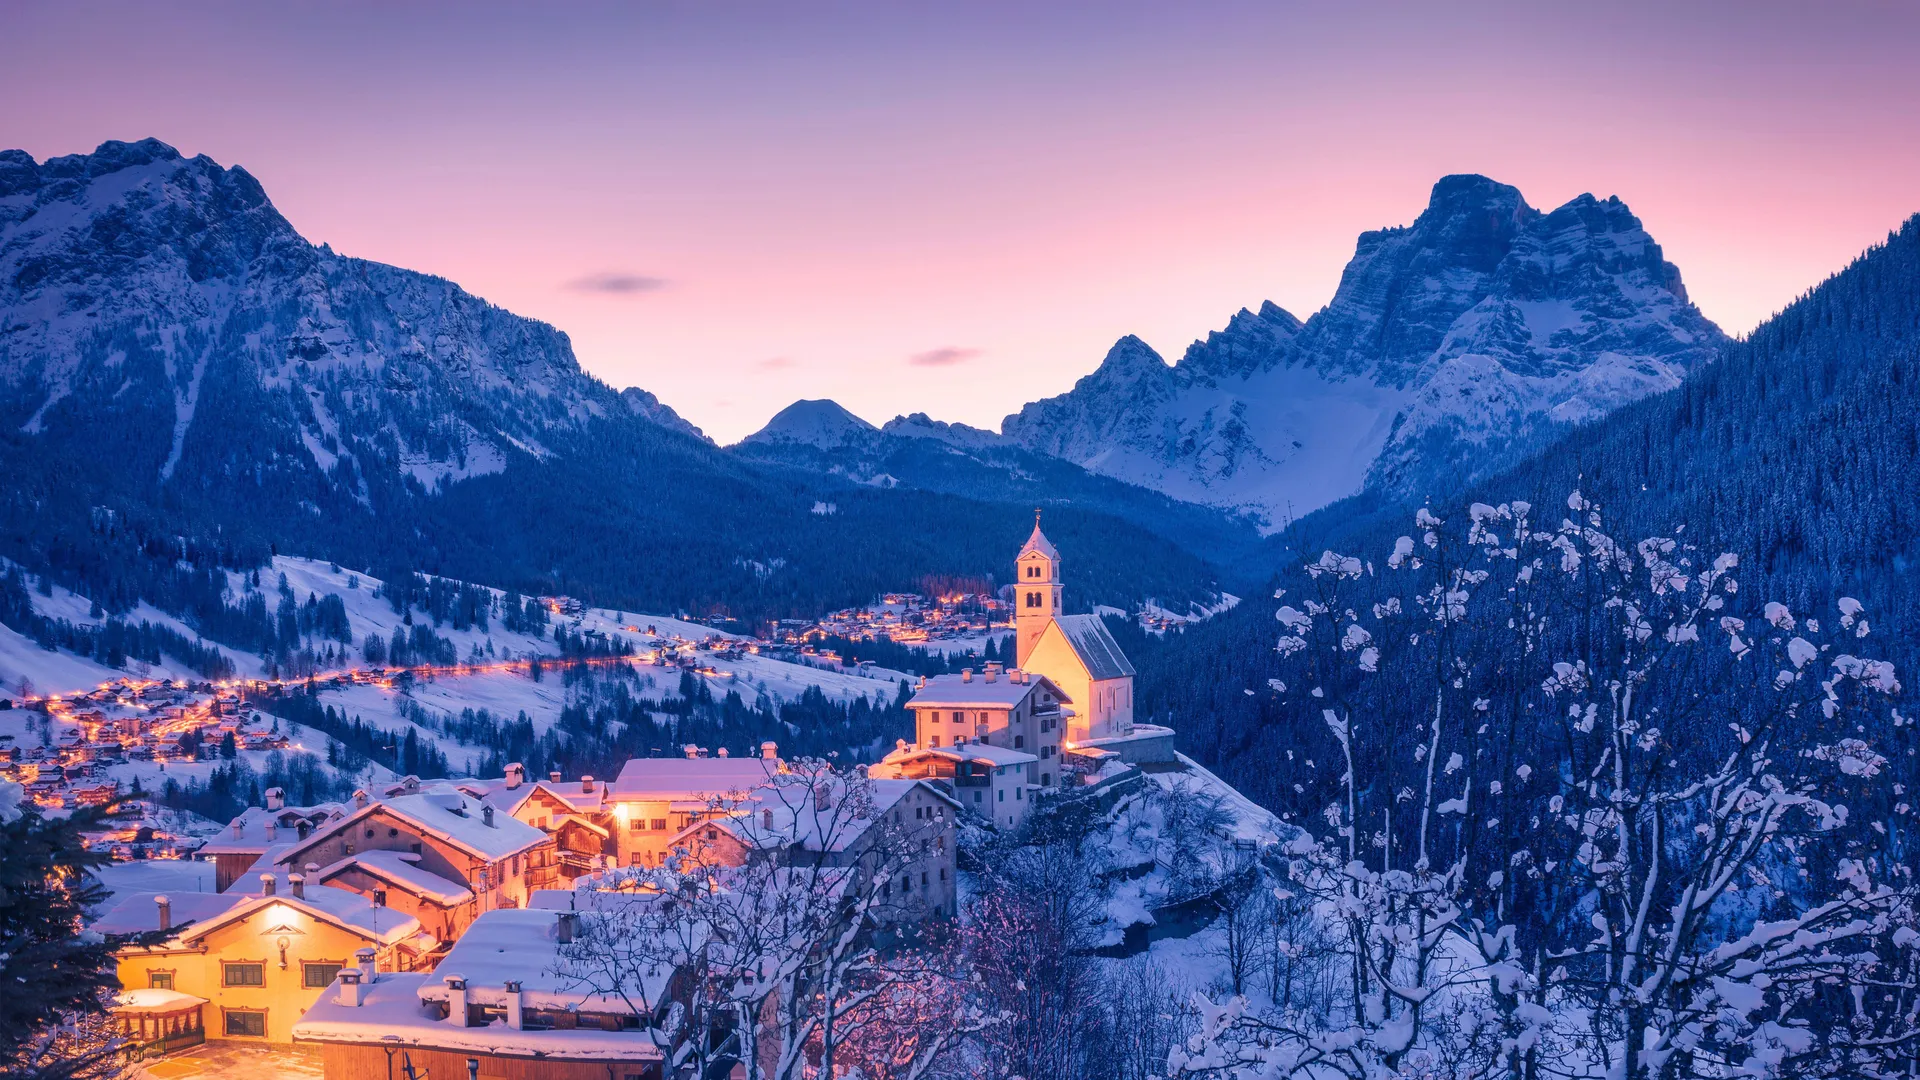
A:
1170 495 1918 1080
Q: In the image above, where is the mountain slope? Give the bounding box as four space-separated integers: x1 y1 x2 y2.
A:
0 140 1232 623
732 398 1267 573
1001 176 1725 528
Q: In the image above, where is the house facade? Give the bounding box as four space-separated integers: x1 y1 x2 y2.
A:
99 877 422 1046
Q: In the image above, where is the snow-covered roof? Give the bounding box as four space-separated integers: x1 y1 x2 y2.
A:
1050 614 1136 680
92 891 249 936
114 988 207 1013
293 971 666 1061
611 756 778 801
421 908 674 1012
906 671 1068 709
883 743 1037 768
464 777 608 816
1019 522 1059 561
96 883 419 945
312 850 474 906
279 785 549 866
198 802 347 856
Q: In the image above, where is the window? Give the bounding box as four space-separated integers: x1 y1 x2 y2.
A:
929 736 941 747
1016 787 1023 801
1014 735 1024 749
629 852 644 866
940 867 948 881
629 818 645 832
973 791 983 803
222 962 264 987
148 971 173 990
652 819 667 831
1042 773 1052 787
223 1009 267 1038
997 789 1005 802
303 963 343 988
922 871 929 886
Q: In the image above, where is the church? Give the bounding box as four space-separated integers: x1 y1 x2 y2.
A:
871 519 1174 828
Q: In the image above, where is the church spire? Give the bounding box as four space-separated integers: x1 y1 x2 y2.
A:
1019 512 1059 560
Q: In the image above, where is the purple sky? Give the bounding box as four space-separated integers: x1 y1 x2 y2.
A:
5 1 1917 442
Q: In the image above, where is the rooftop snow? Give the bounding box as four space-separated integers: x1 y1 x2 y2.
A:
1052 614 1136 680
610 757 779 800
313 850 474 907
293 970 666 1060
906 671 1066 708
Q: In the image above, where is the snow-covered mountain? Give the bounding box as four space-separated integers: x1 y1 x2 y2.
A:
1001 175 1725 528
0 137 703 498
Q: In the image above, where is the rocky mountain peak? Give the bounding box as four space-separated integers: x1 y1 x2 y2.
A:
740 399 877 449
994 175 1726 529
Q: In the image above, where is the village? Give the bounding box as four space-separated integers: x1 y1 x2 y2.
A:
8 524 1241 1080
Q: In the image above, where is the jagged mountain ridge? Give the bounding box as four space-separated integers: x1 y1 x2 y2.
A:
0 137 704 500
0 139 1241 621
999 175 1726 529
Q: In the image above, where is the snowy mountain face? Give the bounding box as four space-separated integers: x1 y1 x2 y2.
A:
1001 176 1725 529
0 138 702 500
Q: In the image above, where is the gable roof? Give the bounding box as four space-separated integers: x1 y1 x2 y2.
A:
96 883 420 946
611 756 778 800
198 802 348 857
312 850 475 907
1048 614 1136 680
275 785 549 867
906 671 1069 709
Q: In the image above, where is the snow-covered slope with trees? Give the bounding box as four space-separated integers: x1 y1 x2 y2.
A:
1001 176 1725 529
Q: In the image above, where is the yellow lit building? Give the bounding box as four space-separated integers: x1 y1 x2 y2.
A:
95 875 423 1046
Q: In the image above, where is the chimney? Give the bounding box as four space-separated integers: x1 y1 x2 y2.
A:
504 763 524 790
356 945 377 980
716 747 729 758
155 895 171 933
684 744 700 759
814 783 831 813
761 741 778 761
961 668 972 683
354 788 370 810
985 662 1001 683
336 966 365 1007
306 861 321 879
550 770 562 784
896 738 908 753
504 980 525 1030
265 787 285 811
580 775 594 794
556 911 578 945
481 804 495 827
265 819 276 842
288 872 305 899
443 974 468 1027
260 873 276 897
916 675 927 690
231 818 244 840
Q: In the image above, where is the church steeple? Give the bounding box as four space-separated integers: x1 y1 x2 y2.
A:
1015 512 1062 668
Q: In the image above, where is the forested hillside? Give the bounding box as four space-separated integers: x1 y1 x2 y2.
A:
1142 213 1920 820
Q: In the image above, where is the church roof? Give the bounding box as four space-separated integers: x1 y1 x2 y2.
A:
1019 522 1059 560
1051 614 1136 681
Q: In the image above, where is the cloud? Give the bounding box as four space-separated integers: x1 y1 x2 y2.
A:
566 272 669 295
908 346 981 368
757 356 798 371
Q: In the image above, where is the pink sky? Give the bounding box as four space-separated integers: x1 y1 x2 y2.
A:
6 1 1917 442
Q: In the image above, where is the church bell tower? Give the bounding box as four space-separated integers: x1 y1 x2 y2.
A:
1014 513 1062 668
